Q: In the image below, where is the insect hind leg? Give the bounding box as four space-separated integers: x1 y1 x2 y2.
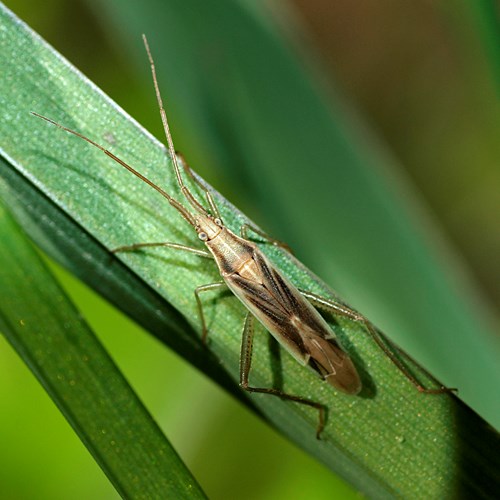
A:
299 289 456 395
239 312 325 439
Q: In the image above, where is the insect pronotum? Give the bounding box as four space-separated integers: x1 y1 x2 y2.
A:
33 35 453 439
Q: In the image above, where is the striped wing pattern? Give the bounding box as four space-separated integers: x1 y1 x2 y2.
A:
225 249 361 394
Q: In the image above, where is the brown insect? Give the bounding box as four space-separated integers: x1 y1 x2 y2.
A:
32 35 453 438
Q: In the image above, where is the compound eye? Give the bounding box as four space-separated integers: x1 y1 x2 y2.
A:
214 218 223 226
198 231 208 241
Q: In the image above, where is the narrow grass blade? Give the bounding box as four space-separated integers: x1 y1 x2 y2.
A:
0 201 205 498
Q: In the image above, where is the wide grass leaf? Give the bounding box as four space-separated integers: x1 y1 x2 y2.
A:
88 0 500 430
0 2 499 498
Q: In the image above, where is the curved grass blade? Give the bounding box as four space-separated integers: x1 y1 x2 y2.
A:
90 0 500 430
0 200 205 499
0 3 499 498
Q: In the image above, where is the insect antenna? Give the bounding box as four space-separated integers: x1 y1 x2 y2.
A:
142 34 209 217
30 111 197 227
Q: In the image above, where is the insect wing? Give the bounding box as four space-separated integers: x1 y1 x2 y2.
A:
224 248 362 394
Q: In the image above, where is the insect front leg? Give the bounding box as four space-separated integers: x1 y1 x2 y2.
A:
240 224 293 254
239 312 326 439
177 156 292 254
176 153 221 219
194 282 226 344
299 289 456 395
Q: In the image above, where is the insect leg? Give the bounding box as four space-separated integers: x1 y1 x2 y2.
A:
113 240 224 344
299 289 456 395
240 224 293 254
112 241 211 258
176 156 292 253
175 152 221 219
239 312 326 439
194 282 226 343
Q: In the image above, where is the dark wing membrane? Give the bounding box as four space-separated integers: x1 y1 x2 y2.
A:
305 335 362 394
253 250 302 314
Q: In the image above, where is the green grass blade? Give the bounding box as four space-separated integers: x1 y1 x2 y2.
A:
461 0 500 91
0 201 205 499
1 2 499 498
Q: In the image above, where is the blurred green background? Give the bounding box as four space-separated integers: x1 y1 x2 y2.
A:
1 0 499 498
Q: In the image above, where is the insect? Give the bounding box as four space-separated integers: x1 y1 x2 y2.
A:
32 35 453 439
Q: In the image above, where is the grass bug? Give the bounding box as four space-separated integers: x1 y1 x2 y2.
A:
32 35 453 439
